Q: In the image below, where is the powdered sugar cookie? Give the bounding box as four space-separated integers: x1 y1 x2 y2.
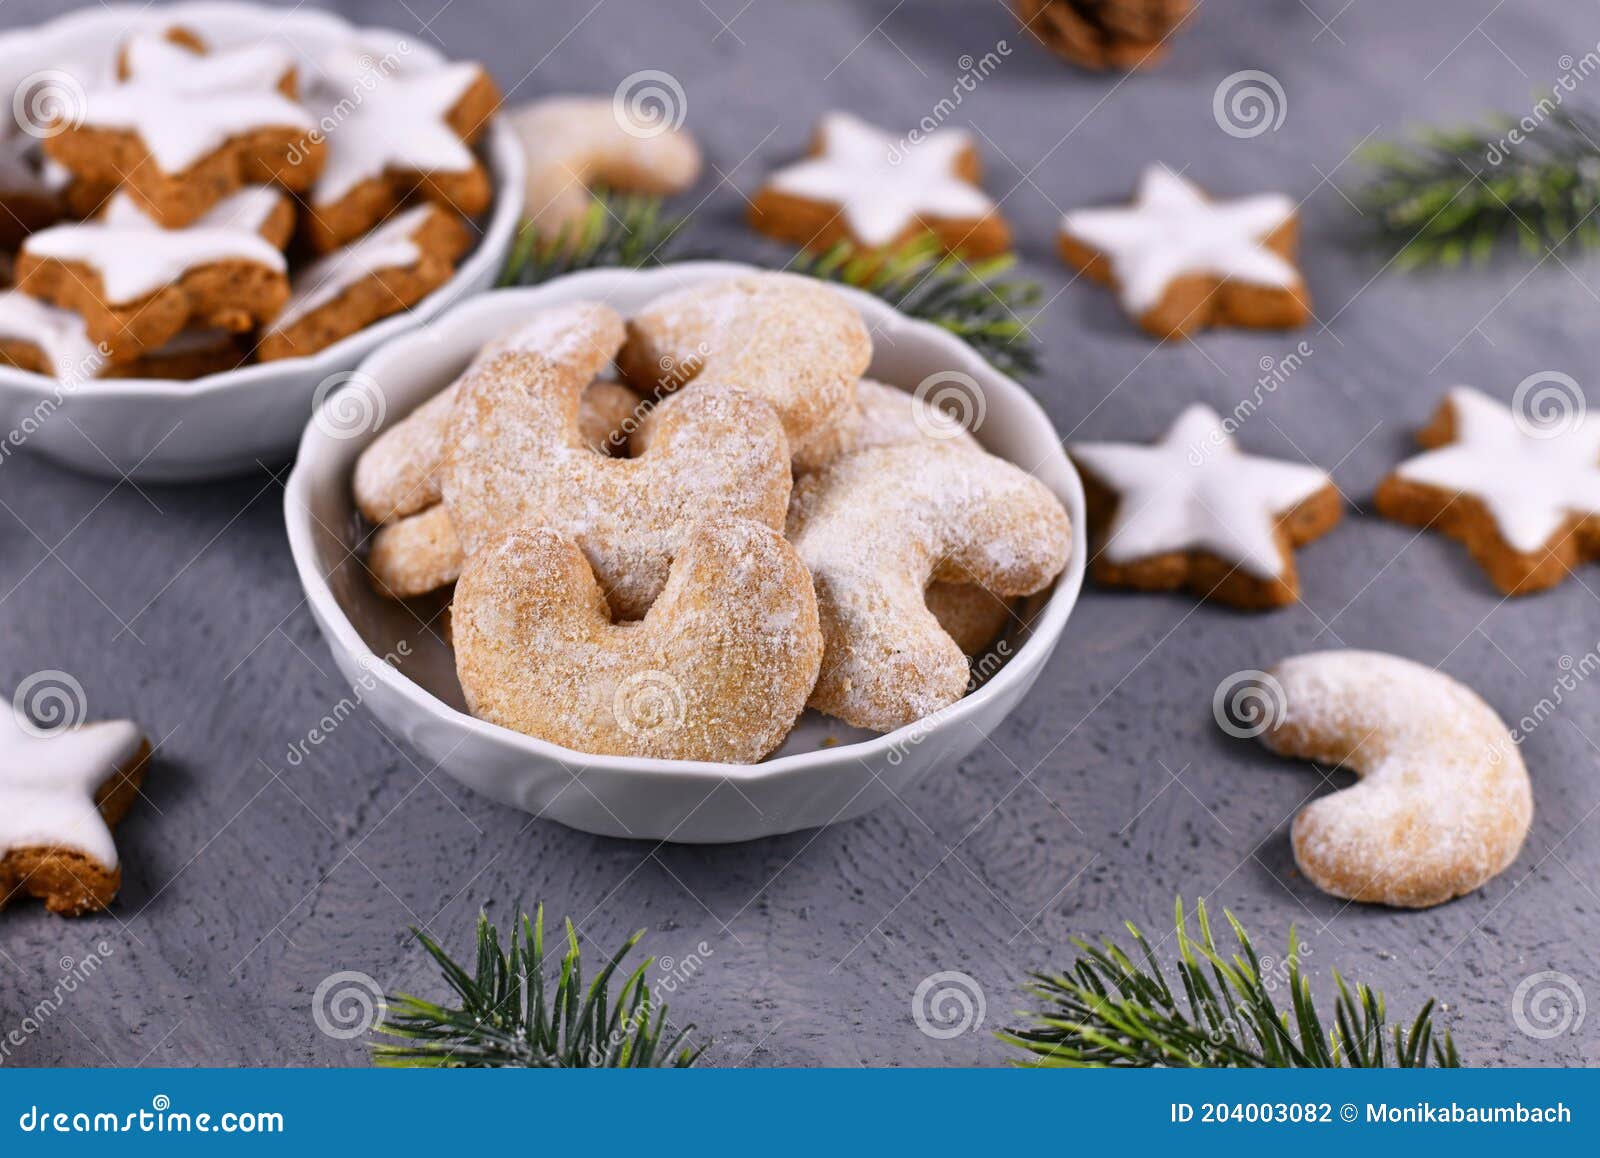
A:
256 203 470 362
788 443 1071 731
1058 165 1310 338
0 291 106 380
750 111 1010 258
16 212 288 362
1246 650 1532 909
508 95 701 240
1070 404 1340 609
617 272 869 463
42 69 322 228
1374 385 1600 595
0 708 150 916
454 519 821 763
301 52 500 252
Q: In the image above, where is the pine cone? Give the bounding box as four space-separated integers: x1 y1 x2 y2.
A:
1013 0 1194 70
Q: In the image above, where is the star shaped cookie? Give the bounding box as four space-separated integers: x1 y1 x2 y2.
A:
750 110 1011 257
0 707 150 915
1058 164 1310 339
1375 385 1600 594
118 29 297 96
1070 404 1341 608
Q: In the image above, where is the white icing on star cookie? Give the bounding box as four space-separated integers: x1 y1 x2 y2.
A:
1070 403 1331 579
308 58 486 206
1059 164 1299 314
121 32 295 94
1392 386 1600 554
101 185 285 236
764 111 994 246
268 204 433 331
22 215 286 304
77 83 311 174
0 709 144 870
0 291 105 379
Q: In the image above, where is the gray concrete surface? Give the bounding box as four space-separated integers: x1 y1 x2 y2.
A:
2 0 1598 1067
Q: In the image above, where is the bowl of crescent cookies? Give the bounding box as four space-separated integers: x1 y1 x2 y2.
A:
0 1 522 481
285 263 1087 842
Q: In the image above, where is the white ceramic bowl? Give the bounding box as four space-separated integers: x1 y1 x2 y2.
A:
284 262 1087 842
0 2 523 482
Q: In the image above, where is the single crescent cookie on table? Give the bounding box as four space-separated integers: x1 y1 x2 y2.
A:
1 709 151 916
1237 650 1532 909
1069 403 1341 609
748 110 1011 258
1374 385 1600 595
1057 164 1310 339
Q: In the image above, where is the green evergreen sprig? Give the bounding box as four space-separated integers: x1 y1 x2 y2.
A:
498 192 688 288
1358 102 1600 268
1001 898 1460 1068
370 905 702 1068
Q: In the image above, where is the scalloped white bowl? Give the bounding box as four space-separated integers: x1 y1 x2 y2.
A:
284 262 1086 842
0 2 523 482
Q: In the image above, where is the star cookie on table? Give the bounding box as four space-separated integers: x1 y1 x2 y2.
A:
301 52 501 251
1058 164 1310 339
1069 404 1341 608
749 110 1011 257
0 706 150 916
1375 385 1600 595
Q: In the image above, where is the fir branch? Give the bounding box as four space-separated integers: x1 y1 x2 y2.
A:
1000 898 1460 1068
370 905 702 1068
498 192 687 287
787 237 1043 379
1358 102 1600 268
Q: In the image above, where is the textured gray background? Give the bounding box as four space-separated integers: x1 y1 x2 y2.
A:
2 0 1598 1068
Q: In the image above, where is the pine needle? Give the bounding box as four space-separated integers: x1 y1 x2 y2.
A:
370 905 702 1068
1357 101 1600 268
496 193 1043 378
1000 898 1461 1068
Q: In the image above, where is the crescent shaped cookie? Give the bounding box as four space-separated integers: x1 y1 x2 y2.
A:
1255 650 1533 909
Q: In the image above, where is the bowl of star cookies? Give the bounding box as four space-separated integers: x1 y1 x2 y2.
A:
0 1 521 481
285 263 1086 842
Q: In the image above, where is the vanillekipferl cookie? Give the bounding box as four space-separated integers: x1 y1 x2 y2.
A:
300 49 501 252
453 519 822 763
1070 404 1341 609
1375 384 1600 595
256 204 471 362
508 95 701 241
788 443 1072 732
749 111 1011 258
1058 164 1310 338
1235 650 1532 909
1 707 151 916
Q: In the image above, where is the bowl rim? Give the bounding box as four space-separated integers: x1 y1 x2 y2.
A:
284 261 1088 785
0 0 524 400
